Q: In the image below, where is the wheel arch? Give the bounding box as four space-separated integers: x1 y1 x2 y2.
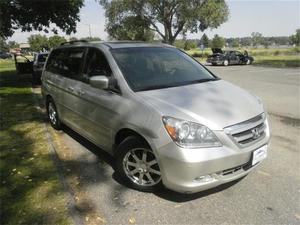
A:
114 128 153 155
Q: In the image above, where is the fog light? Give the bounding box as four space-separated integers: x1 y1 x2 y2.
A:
194 175 216 183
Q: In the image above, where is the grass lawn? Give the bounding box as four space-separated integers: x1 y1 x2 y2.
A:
0 60 71 225
252 55 300 67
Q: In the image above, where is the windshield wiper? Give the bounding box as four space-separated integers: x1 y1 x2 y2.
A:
136 84 179 92
136 78 220 92
193 78 220 83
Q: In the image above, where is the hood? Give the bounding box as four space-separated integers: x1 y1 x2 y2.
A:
137 80 264 130
211 48 223 54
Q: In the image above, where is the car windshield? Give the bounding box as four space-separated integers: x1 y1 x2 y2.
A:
111 47 218 92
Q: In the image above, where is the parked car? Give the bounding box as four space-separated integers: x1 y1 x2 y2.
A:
0 52 12 59
207 48 254 66
42 41 270 194
32 52 49 84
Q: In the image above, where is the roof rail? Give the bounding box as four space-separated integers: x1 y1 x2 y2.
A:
60 40 88 46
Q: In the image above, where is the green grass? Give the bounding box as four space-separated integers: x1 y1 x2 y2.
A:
0 61 71 225
253 55 300 68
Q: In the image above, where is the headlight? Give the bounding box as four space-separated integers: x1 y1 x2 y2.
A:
162 116 222 148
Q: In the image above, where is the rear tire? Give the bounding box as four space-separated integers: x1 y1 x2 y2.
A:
223 60 229 66
46 99 61 130
115 136 162 192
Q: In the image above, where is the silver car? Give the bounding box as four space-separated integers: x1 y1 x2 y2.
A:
41 41 270 194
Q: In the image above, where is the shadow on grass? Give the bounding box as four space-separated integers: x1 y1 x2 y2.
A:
0 69 73 224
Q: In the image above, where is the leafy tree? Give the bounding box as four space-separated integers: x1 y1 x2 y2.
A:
100 0 229 45
232 39 240 48
174 40 185 49
251 32 263 47
290 29 300 46
105 15 154 41
184 40 197 50
200 33 210 48
210 34 225 49
7 41 19 49
0 37 9 52
0 0 84 38
48 35 67 49
28 35 49 52
240 37 252 47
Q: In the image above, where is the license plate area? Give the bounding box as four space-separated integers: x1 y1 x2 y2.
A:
252 145 267 166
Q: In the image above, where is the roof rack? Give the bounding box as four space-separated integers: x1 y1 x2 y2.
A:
60 40 88 46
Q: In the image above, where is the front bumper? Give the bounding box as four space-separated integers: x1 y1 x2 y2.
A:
206 58 224 65
155 126 270 194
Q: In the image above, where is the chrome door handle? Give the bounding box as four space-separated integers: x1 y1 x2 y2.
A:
78 90 85 96
67 87 74 92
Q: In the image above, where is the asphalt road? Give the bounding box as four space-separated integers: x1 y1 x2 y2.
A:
50 65 300 225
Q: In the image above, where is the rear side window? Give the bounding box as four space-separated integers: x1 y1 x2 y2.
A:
46 48 85 80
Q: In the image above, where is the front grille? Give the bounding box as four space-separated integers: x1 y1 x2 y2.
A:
224 113 266 148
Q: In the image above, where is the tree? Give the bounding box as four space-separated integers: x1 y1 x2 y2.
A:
210 34 225 49
100 0 229 45
251 32 263 47
200 33 210 48
232 39 240 48
290 29 300 46
48 35 67 48
28 35 49 52
0 37 9 52
105 15 155 41
184 40 197 50
7 41 19 49
240 37 252 47
0 0 84 39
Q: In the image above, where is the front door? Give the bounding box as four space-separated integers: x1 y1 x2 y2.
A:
69 48 123 151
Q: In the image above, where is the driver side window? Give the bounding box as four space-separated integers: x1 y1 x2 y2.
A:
83 48 112 82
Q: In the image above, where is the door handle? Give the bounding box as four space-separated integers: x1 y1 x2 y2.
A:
67 86 74 92
78 90 85 96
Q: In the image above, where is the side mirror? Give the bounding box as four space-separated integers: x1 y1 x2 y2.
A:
89 76 109 89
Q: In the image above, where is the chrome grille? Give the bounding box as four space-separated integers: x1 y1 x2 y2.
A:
224 113 266 147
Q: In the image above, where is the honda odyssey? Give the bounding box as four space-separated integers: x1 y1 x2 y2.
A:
41 41 270 193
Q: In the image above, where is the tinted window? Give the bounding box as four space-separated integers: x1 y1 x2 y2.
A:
111 47 217 92
84 48 112 81
46 48 85 80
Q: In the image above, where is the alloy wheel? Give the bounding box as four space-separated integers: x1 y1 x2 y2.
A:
48 102 57 125
123 148 161 187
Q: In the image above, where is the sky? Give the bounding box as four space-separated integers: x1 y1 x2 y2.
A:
8 0 300 43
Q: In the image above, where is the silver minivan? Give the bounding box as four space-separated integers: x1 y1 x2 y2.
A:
42 41 270 193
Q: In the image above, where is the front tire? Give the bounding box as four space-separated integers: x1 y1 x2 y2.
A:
223 60 229 66
115 136 162 192
47 99 61 130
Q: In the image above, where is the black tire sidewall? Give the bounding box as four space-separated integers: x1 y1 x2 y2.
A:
115 136 162 192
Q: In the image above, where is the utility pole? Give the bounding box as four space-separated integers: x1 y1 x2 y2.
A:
85 24 92 38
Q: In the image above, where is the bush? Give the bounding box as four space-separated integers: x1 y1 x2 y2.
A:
274 50 280 56
191 52 210 58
